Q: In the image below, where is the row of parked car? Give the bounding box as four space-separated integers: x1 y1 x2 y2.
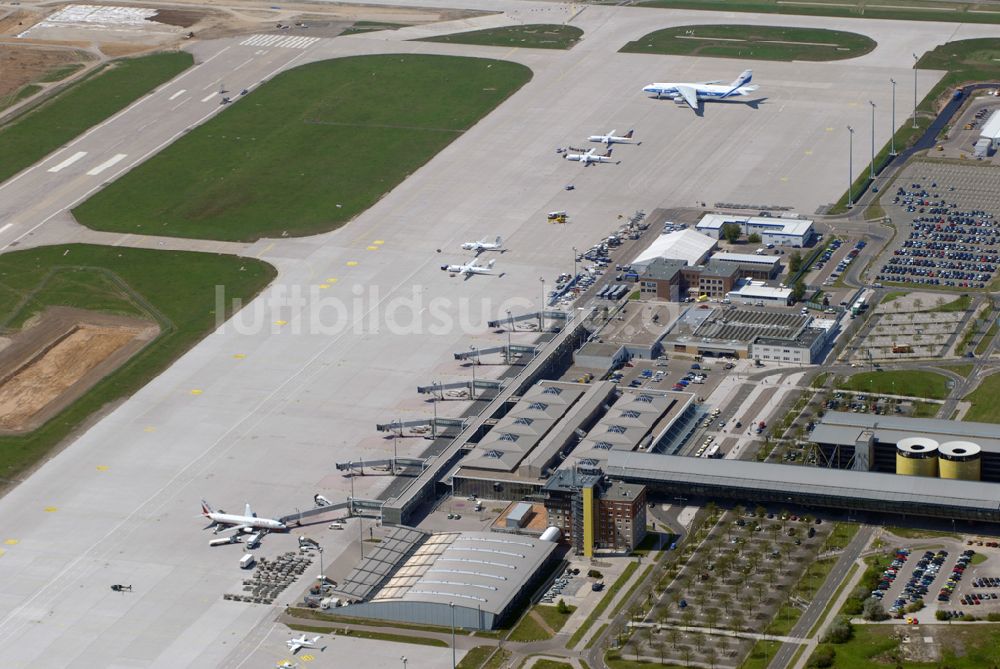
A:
935 549 974 604
540 567 580 604
871 547 909 600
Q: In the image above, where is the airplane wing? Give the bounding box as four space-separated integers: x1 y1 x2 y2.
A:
215 523 251 535
697 80 723 85
607 130 615 138
289 643 302 654
675 85 698 109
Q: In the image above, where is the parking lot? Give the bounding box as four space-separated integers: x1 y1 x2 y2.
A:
877 162 1000 290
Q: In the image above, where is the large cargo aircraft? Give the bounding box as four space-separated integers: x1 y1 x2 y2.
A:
643 69 759 111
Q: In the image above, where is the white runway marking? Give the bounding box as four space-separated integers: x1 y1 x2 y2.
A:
200 92 217 103
86 153 127 176
168 89 186 100
0 223 12 235
239 33 319 49
47 151 88 173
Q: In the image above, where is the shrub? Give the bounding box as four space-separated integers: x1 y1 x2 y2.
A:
557 599 570 614
863 597 889 621
905 600 924 613
821 616 853 644
587 569 603 579
809 644 836 668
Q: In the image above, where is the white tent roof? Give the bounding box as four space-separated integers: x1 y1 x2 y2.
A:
981 110 1000 140
633 229 716 267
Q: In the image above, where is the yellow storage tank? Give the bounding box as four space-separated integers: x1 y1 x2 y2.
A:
895 437 939 477
939 441 982 481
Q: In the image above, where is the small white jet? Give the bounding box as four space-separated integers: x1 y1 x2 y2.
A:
441 258 496 278
286 634 322 654
277 662 298 669
588 129 637 146
201 500 287 534
461 236 504 254
564 147 618 166
642 69 759 111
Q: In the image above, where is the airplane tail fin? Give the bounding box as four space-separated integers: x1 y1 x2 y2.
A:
201 499 214 516
495 236 502 246
724 69 752 97
605 148 613 157
245 502 255 518
624 130 634 139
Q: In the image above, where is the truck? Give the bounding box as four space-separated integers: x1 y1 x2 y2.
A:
974 137 992 159
239 553 256 569
209 536 240 547
320 596 342 610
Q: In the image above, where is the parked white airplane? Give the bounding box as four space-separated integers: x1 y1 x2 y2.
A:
441 258 496 277
564 147 617 165
286 634 322 654
588 129 636 146
277 662 298 669
461 236 503 254
200 500 287 534
642 69 759 111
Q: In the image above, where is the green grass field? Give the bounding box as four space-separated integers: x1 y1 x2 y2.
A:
836 370 951 399
74 55 532 242
0 245 274 481
806 623 1000 668
509 604 575 642
620 25 875 61
0 52 192 184
419 24 583 49
0 84 42 113
963 372 1000 423
930 294 972 312
340 21 407 34
636 0 1000 25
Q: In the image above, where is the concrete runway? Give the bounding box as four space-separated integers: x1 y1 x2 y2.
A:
0 2 994 667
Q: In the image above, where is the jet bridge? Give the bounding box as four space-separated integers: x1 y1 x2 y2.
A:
488 310 569 330
335 458 428 475
375 417 467 439
452 346 537 364
416 379 505 399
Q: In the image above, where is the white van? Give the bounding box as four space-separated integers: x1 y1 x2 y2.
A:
239 553 256 569
329 521 345 530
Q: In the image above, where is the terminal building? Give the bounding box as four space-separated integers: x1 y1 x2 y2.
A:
607 451 1000 524
695 213 814 247
542 469 647 556
809 412 1000 482
332 527 559 630
638 256 780 303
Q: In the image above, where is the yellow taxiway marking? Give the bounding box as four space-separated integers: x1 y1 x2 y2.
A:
373 240 384 245
233 353 246 359
300 655 315 662
780 176 789 182
255 242 275 259
318 284 330 289
44 506 58 513
4 539 18 545
0 549 5 558
366 246 378 251
346 261 358 267
826 127 834 132
326 277 338 283
804 149 813 155
190 389 203 396
144 426 156 433
96 465 109 472
274 320 287 326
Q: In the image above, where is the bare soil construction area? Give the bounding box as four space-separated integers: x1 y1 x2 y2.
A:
0 44 93 100
0 307 158 433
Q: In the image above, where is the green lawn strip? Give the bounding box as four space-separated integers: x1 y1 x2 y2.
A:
341 21 407 34
457 645 494 669
975 319 998 355
808 562 861 638
793 557 839 602
936 363 974 378
620 24 875 61
636 0 1000 25
0 52 193 183
886 526 960 539
419 24 582 49
74 55 532 242
881 291 907 303
37 62 88 83
811 371 830 388
530 661 574 669
509 606 563 642
739 639 783 669
286 607 459 635
0 245 275 480
611 564 655 617
534 604 576 633
963 372 1000 423
821 523 860 552
567 561 639 648
911 400 941 418
972 552 989 565
930 294 973 312
835 370 950 399
483 648 512 669
584 623 608 649
764 603 802 636
288 623 446 647
807 623 1000 668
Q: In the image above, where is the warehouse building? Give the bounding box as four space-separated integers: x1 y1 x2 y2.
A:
607 451 1000 524
809 412 1000 482
333 527 559 630
631 228 717 267
696 213 814 247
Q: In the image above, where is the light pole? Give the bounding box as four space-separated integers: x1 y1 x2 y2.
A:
469 345 477 400
869 100 876 180
318 545 324 580
572 246 578 279
912 53 918 129
392 433 398 474
847 126 855 208
450 602 457 669
401 657 407 669
539 277 546 331
890 78 897 156
505 309 512 364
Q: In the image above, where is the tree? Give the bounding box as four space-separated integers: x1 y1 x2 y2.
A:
654 639 666 664
822 616 854 644
791 279 807 302
809 644 836 668
722 223 742 244
862 596 889 621
748 232 762 244
789 250 803 273
557 598 570 614
667 626 680 649
705 607 720 632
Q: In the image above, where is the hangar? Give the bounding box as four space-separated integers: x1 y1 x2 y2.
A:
632 228 717 267
333 527 559 630
607 451 1000 524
